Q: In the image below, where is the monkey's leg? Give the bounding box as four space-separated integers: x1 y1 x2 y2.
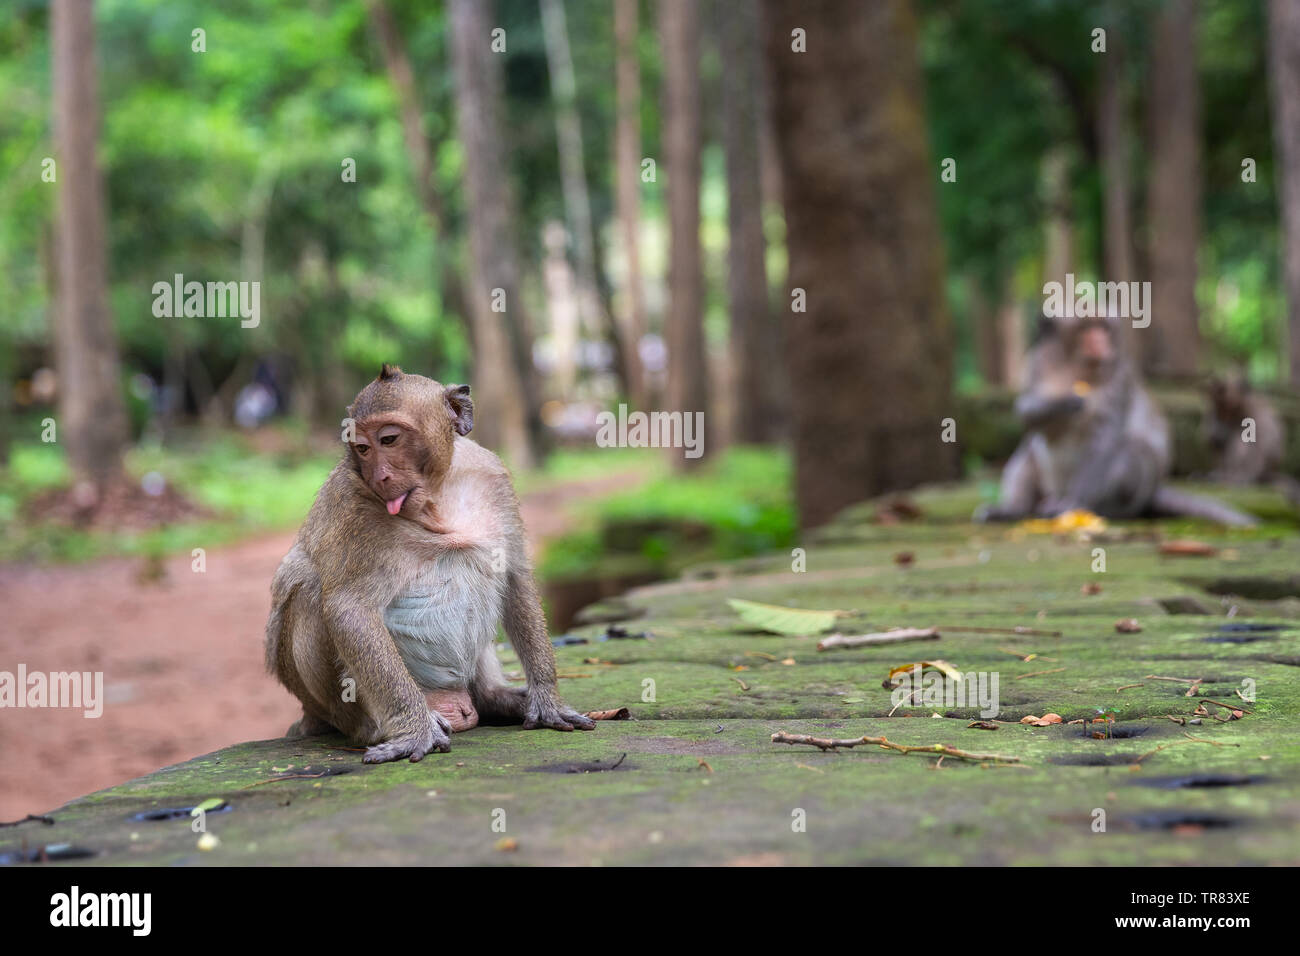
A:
501 569 596 731
974 440 1040 522
470 643 529 724
323 597 451 762
1061 435 1162 518
286 712 337 737
269 565 378 742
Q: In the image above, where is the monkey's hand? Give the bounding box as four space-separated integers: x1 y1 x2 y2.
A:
1016 392 1085 429
522 689 597 732
363 711 453 763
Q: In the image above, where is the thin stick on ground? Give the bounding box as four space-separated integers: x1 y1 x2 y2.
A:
1198 699 1253 715
1133 735 1232 765
1182 732 1239 747
1014 667 1065 681
1116 683 1145 692
817 627 938 650
940 625 1062 637
771 731 1020 763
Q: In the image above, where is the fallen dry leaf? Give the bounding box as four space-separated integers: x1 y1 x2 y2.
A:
967 720 999 730
584 708 630 721
1020 712 1063 727
1115 618 1142 633
883 659 962 689
1159 539 1217 557
494 837 519 852
894 551 915 566
1081 582 1102 595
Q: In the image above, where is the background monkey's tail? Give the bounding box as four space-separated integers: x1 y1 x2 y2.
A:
1150 487 1257 527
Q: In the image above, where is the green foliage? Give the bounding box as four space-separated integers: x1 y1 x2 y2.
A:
538 446 795 582
0 429 335 562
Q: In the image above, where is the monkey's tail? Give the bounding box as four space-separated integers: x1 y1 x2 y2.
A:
1149 486 1257 527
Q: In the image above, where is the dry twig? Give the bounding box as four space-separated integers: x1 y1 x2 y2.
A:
771 731 1020 763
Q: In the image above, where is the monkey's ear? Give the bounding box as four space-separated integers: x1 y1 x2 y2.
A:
1032 315 1058 343
378 363 403 381
445 384 473 436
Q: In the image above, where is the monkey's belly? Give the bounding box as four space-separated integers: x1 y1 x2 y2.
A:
383 555 502 692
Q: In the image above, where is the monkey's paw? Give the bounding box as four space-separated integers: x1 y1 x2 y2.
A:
522 693 597 732
363 715 452 763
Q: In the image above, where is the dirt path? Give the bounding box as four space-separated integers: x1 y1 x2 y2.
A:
0 470 641 819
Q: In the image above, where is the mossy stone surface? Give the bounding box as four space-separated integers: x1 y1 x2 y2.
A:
8 482 1300 865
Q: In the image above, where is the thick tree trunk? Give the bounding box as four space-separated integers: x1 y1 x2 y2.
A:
366 0 471 348
614 0 648 408
1269 0 1300 387
762 0 956 529
719 0 782 444
1146 0 1202 378
449 0 540 468
51 0 128 496
658 0 708 469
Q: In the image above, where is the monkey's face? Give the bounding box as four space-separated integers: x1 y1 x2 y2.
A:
1067 320 1116 381
350 416 434 516
346 365 475 518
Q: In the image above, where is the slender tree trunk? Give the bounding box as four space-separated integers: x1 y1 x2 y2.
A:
762 0 956 529
997 283 1026 389
51 0 128 498
449 0 539 468
1269 0 1300 387
719 0 781 444
540 0 619 402
1146 0 1202 379
366 0 471 347
614 0 648 408
659 0 708 469
1042 148 1075 289
1098 33 1140 359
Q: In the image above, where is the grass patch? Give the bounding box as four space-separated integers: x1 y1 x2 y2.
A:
538 446 795 582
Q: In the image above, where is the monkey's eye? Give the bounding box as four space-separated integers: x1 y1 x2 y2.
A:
380 434 397 446
354 443 370 456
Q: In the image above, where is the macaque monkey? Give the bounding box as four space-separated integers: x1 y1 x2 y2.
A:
977 316 1255 525
1205 375 1299 505
266 365 595 763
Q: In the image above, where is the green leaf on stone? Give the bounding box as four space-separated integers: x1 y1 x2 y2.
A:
727 598 848 636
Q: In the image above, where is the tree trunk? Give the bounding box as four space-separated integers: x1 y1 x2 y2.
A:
762 0 956 529
540 0 617 401
658 0 708 470
366 0 471 348
1269 0 1300 387
1098 33 1140 359
449 0 540 468
1146 0 1202 379
614 0 648 408
719 0 782 443
51 0 128 496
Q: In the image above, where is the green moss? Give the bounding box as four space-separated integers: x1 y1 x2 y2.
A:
13 481 1300 865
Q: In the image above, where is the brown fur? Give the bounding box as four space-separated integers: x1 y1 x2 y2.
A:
265 366 594 763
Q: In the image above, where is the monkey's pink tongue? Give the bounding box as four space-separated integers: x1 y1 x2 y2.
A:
386 492 408 516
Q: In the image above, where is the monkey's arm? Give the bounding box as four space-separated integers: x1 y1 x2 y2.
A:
322 588 451 761
502 567 596 731
1014 391 1084 430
